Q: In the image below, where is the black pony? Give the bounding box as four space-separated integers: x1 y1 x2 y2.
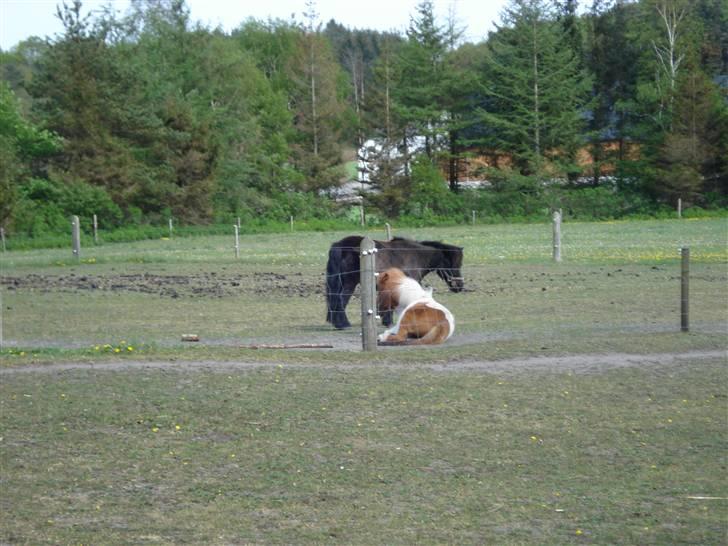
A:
325 235 464 329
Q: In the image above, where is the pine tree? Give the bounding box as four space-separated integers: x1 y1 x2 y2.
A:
393 0 450 160
585 0 641 184
477 0 592 181
654 61 727 205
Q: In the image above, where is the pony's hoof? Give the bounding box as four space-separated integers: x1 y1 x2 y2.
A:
334 323 351 330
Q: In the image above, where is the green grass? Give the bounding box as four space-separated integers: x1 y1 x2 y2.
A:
0 218 726 543
3 217 726 269
1 218 726 358
1 358 726 544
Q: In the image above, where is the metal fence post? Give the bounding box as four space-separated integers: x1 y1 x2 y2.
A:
681 246 689 332
360 237 377 351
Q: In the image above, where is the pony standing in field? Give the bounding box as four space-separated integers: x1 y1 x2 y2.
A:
325 236 464 329
376 267 455 346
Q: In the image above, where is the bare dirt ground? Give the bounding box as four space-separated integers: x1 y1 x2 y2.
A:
1 350 724 376
1 271 323 299
5 265 713 299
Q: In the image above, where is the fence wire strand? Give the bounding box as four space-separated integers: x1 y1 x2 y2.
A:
1 242 726 351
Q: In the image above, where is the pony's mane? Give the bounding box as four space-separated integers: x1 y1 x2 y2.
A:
418 240 463 267
418 240 461 250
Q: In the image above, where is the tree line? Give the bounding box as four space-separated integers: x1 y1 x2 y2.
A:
1 0 726 236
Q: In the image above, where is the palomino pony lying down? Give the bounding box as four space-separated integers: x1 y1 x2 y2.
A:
376 267 455 346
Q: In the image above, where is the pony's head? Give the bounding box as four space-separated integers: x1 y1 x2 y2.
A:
421 241 464 292
376 267 406 313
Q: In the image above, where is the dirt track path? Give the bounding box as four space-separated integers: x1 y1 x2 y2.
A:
1 350 724 376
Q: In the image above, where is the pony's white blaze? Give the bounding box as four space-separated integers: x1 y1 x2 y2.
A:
377 268 455 345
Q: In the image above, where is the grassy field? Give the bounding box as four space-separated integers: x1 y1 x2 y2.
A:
0 218 726 543
1 357 726 544
1 217 726 360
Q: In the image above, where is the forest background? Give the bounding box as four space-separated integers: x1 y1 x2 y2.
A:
1 0 726 242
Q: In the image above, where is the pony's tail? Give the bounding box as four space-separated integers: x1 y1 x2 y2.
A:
325 244 345 325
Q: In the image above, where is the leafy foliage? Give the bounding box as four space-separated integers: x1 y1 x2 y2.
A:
0 82 60 225
0 0 725 235
13 177 122 236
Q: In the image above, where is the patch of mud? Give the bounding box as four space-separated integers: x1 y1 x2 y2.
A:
1 271 325 299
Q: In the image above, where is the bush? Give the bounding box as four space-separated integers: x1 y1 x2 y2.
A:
407 158 463 217
267 191 337 222
12 178 123 236
551 187 652 220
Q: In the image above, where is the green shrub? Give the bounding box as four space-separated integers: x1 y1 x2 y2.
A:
551 187 652 220
267 191 337 222
407 158 463 217
12 178 123 236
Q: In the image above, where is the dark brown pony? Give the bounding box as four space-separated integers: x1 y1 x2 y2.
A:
325 235 464 329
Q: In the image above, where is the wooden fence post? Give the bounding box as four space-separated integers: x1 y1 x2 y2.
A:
168 217 173 238
472 210 476 225
0 227 5 252
552 210 562 262
360 237 377 352
234 225 240 259
385 223 392 241
677 198 682 219
681 246 689 332
71 215 81 261
93 214 98 245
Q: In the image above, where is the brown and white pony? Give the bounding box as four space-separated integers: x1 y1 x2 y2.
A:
376 267 454 345
325 236 464 329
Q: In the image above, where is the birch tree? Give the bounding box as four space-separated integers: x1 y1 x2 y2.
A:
651 0 688 126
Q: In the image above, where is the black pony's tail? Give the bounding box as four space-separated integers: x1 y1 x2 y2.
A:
325 244 344 324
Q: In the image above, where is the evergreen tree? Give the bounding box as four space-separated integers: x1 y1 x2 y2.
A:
655 66 727 205
393 0 450 160
30 0 148 209
442 42 488 191
477 0 592 181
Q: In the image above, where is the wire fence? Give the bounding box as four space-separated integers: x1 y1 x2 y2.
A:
0 229 726 353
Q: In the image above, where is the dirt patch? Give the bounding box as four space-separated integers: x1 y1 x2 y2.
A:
1 271 325 299
0 350 723 376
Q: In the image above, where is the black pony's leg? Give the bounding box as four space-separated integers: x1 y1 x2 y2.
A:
330 286 352 330
332 297 352 329
326 244 353 328
333 274 359 329
381 309 394 327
